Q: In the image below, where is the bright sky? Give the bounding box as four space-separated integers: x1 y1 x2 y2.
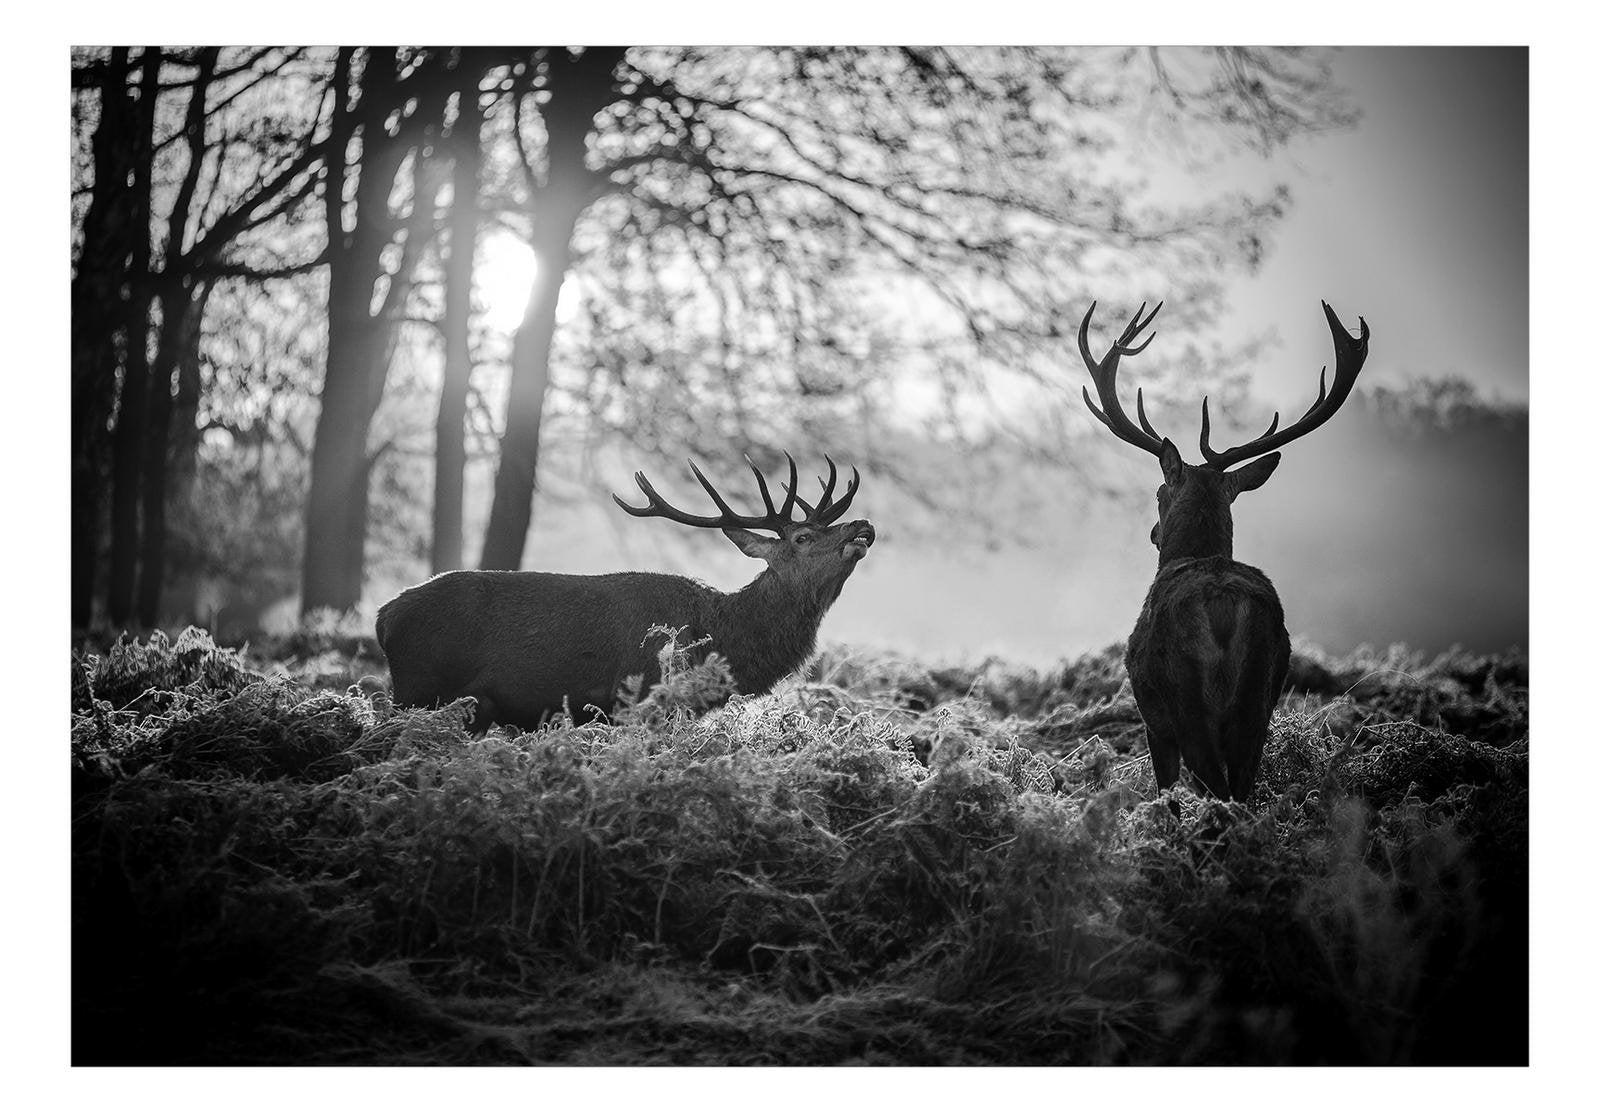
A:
1200 47 1528 411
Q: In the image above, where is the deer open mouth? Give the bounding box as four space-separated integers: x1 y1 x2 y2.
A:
843 525 875 560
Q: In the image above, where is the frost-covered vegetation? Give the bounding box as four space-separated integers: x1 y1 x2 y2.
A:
71 626 1527 1065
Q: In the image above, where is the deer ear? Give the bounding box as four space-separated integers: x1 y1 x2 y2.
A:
1158 438 1185 486
723 528 781 561
1225 453 1281 499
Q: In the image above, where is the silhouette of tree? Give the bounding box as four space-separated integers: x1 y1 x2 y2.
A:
299 47 456 614
477 47 629 570
72 46 327 627
71 45 1360 626
431 54 489 575
72 47 140 627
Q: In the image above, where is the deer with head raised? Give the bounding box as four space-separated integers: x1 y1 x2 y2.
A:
377 455 874 730
1075 299 1370 804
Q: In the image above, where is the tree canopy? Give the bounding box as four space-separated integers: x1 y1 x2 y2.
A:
69 45 1356 628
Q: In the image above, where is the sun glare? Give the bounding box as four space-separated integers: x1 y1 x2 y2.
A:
476 230 539 334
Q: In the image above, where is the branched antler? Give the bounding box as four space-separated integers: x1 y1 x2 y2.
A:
1076 299 1371 470
1077 300 1168 458
781 455 861 525
1198 301 1370 469
614 453 859 531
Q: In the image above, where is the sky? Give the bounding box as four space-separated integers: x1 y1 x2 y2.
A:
1205 47 1528 410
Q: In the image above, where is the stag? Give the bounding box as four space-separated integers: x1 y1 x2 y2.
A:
376 456 874 730
1075 299 1370 803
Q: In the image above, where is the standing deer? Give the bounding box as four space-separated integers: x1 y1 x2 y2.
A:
376 455 874 730
1075 299 1370 803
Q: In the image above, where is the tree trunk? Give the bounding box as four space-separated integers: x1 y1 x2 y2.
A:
431 72 483 574
477 47 624 571
136 49 216 627
302 48 450 615
138 280 209 626
107 47 161 628
71 47 136 628
477 214 577 570
305 265 421 611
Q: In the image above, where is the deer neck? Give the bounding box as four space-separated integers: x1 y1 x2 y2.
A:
1157 494 1235 567
708 567 837 693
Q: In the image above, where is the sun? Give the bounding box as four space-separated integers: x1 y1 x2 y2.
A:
475 229 539 334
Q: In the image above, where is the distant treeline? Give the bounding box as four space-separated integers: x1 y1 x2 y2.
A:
1244 378 1527 654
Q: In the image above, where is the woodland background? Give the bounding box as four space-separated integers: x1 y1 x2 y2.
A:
69 46 1527 658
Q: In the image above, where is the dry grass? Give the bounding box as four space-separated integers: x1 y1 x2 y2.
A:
71 628 1527 1065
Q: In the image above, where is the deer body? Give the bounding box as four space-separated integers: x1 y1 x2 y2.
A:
377 456 873 730
1074 299 1369 803
1129 559 1291 803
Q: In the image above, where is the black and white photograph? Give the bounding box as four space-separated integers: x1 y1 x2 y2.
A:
55 27 1554 1081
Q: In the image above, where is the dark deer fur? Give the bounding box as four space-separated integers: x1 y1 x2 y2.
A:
1076 299 1369 803
377 456 873 730
1128 445 1290 800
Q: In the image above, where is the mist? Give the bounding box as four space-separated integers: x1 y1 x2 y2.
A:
375 385 1524 670
844 392 1526 665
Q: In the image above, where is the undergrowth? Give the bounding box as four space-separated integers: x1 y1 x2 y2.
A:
71 628 1527 1065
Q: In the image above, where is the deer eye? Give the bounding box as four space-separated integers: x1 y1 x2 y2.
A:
794 532 814 545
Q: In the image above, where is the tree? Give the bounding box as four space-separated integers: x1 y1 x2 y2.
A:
73 46 331 627
136 48 218 627
431 55 487 574
72 47 139 627
143 48 329 624
472 46 1356 571
106 48 162 626
73 46 1359 631
477 47 629 570
299 47 453 614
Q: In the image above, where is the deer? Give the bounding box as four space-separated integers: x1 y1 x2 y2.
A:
376 455 874 731
1074 299 1370 805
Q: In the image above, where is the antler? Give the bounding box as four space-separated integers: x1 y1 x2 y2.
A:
1198 301 1370 470
613 453 858 531
781 455 861 526
1077 300 1168 457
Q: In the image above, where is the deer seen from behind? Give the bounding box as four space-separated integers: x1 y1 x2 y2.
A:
1075 299 1370 804
376 455 874 731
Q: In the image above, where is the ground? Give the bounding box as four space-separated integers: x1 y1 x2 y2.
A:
70 622 1527 1065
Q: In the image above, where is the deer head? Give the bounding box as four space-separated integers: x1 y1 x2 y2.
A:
613 453 875 601
1077 300 1370 564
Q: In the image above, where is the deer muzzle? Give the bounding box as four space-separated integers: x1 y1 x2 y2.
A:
843 522 875 561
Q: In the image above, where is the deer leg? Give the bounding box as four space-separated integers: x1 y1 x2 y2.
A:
1224 714 1269 803
387 666 435 711
1151 735 1183 817
1135 703 1184 816
1148 729 1181 794
1222 641 1286 803
1159 657 1231 800
1179 712 1233 800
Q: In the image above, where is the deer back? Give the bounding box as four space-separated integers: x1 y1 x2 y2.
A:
378 568 721 729
1126 555 1291 800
